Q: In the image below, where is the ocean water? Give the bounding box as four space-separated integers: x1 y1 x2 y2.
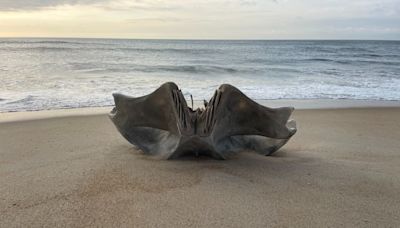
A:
1 38 400 112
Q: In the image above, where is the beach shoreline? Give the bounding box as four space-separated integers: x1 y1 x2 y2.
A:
1 98 400 123
1 106 400 227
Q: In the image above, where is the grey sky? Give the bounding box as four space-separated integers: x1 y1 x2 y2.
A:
0 0 399 39
0 0 102 11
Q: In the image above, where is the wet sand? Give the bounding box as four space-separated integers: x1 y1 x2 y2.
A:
1 108 400 227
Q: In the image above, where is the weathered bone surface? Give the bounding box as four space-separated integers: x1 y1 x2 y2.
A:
109 82 297 159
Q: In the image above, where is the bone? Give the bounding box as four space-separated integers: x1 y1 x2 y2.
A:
109 82 297 159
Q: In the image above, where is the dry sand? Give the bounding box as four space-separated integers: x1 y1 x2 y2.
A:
1 108 400 227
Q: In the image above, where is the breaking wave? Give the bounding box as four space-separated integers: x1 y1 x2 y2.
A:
1 39 400 112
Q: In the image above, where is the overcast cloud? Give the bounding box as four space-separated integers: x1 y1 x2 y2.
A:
0 0 105 11
0 0 399 39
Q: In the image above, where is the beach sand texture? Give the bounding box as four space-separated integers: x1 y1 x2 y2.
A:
1 108 400 227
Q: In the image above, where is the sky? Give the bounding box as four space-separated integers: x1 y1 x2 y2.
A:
0 0 399 40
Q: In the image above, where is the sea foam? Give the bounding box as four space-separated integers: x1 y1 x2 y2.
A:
1 39 400 112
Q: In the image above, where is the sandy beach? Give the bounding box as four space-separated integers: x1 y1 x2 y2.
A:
1 107 400 227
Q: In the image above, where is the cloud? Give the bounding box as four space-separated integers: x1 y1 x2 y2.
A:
99 0 179 12
0 0 188 11
125 17 183 23
0 0 108 11
0 0 398 39
0 0 272 12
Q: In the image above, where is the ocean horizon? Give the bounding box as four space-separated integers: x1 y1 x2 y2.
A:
1 38 400 112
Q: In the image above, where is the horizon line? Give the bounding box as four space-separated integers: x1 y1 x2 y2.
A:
0 36 399 42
